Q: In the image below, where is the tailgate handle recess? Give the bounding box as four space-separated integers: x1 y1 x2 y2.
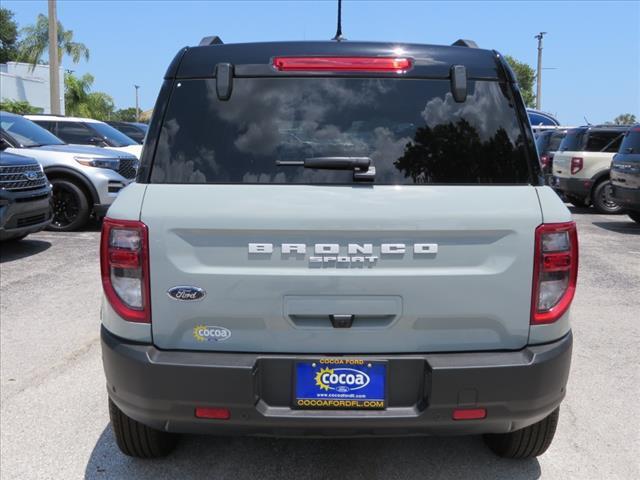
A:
330 314 354 329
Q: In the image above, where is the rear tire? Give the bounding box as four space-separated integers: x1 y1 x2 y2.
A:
48 179 90 232
627 211 640 223
483 408 559 459
108 398 177 458
591 180 623 214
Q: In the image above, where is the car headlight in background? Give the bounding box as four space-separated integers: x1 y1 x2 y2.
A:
74 156 120 170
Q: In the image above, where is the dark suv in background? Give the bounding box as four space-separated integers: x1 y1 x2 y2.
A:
107 121 148 144
0 151 52 241
610 125 640 223
536 128 568 184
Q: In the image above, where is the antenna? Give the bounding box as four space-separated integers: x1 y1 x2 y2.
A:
584 116 591 126
332 0 346 41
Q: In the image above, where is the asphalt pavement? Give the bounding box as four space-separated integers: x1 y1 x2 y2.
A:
1 208 639 480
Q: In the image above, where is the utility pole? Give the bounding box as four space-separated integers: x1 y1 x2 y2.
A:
134 85 140 122
48 0 61 114
534 32 547 111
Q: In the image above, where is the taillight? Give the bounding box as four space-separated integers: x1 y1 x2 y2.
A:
540 155 550 169
570 157 583 175
272 56 413 72
531 222 578 324
100 218 150 323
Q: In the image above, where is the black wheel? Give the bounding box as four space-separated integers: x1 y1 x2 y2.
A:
628 211 640 223
591 180 623 214
108 398 177 458
483 408 559 459
48 179 90 231
564 194 589 208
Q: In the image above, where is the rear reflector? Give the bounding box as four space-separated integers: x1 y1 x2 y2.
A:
195 407 231 420
531 222 578 324
272 56 413 72
452 408 486 420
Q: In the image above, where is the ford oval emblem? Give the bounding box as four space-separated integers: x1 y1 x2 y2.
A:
167 286 206 301
24 171 39 181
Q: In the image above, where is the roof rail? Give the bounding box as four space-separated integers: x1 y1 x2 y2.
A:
452 39 478 48
199 36 223 46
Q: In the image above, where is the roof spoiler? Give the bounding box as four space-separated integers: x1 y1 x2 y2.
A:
452 39 478 48
199 36 223 46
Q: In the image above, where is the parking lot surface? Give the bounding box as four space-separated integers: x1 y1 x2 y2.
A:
1 209 639 480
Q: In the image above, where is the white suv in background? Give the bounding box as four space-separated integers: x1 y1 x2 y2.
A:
553 125 628 213
26 114 143 159
1 111 138 231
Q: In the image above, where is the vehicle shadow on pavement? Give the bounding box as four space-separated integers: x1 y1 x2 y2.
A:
592 221 640 235
0 238 51 263
85 425 542 480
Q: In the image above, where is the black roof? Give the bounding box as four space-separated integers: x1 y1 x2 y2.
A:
166 41 510 81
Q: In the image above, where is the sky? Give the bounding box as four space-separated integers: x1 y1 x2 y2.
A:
3 0 639 125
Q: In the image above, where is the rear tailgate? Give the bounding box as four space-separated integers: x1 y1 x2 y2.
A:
553 152 573 178
143 184 541 353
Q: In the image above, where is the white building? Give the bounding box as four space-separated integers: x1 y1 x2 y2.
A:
0 62 65 114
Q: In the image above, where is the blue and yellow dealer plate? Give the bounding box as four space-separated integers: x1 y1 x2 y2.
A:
294 359 386 409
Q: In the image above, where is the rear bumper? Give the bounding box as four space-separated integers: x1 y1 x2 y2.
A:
553 176 592 199
101 326 572 437
610 184 640 211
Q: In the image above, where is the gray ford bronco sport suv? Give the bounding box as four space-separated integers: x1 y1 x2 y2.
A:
101 38 577 459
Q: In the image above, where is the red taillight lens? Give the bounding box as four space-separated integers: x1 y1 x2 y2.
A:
531 222 578 324
100 218 150 323
272 56 413 72
571 157 583 175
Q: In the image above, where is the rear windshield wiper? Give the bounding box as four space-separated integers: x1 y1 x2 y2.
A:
277 156 371 171
277 156 375 182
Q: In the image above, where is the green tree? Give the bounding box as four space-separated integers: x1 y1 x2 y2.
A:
0 8 19 63
612 113 637 125
0 98 41 114
504 55 536 108
112 107 138 122
64 71 93 114
83 92 115 121
18 13 89 68
64 71 115 120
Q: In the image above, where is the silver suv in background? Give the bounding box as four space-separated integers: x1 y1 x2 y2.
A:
0 111 138 231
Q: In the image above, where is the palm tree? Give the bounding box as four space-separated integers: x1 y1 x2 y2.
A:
64 71 93 115
18 13 89 69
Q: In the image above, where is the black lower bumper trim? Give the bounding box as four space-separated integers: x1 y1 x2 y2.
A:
611 184 640 210
553 176 592 198
101 326 572 437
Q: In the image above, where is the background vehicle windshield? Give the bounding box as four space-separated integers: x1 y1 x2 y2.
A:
0 114 65 147
151 78 533 185
89 122 137 147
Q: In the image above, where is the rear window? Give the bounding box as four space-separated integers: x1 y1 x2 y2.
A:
150 78 533 185
560 129 624 153
548 132 565 151
535 132 552 153
618 128 640 154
